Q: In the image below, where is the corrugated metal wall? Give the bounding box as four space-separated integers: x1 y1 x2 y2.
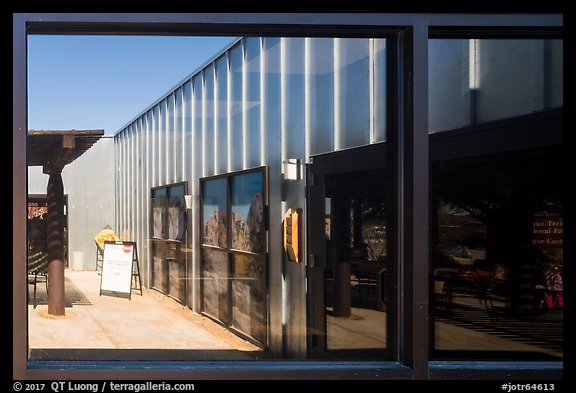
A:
114 37 387 356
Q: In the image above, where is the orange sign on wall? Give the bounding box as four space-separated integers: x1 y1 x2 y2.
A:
284 208 301 263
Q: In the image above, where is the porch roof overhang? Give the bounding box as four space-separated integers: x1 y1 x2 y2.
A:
27 129 104 173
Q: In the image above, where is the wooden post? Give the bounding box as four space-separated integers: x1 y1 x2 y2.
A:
46 172 65 316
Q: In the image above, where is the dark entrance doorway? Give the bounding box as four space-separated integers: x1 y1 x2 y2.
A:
27 194 69 267
307 143 394 359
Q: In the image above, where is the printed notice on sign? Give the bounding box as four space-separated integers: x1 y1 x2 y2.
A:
101 242 134 295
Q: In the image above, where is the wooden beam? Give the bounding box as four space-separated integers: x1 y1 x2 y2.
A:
28 129 104 136
63 134 76 149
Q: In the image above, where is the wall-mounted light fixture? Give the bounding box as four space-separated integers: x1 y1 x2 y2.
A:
283 158 302 181
184 195 193 210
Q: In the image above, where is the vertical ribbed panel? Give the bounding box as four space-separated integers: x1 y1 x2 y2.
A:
175 88 183 182
158 100 166 186
203 67 215 177
183 81 193 182
229 43 243 171
262 36 282 353
373 38 387 142
113 35 388 316
129 123 135 241
145 110 153 285
191 74 203 311
215 56 228 175
152 105 160 188
281 37 305 160
306 38 334 158
244 37 261 168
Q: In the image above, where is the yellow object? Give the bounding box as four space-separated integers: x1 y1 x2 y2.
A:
284 208 301 262
94 226 120 250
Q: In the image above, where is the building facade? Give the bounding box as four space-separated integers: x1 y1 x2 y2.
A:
114 35 563 360
14 13 563 380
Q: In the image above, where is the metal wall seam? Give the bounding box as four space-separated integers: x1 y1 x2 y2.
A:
369 38 376 144
333 38 341 151
114 132 119 233
213 63 220 175
125 124 130 240
152 105 159 189
137 117 143 267
280 37 287 164
130 123 135 244
217 56 228 175
145 110 152 286
242 39 248 170
201 70 207 178
166 96 173 185
214 62 220 175
260 37 266 167
123 127 128 238
304 37 311 162
160 100 166 186
173 90 180 183
227 50 233 173
192 75 203 311
133 120 138 244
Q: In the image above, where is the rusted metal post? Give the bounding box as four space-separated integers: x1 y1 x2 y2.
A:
332 194 351 318
46 171 65 316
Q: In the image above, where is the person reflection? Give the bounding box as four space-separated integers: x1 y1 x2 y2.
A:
541 256 563 311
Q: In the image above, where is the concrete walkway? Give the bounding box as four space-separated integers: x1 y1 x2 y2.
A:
28 270 264 361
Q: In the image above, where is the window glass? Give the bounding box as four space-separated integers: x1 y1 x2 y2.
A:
429 39 563 133
202 248 230 324
335 38 370 148
201 177 227 248
200 168 268 347
230 171 265 253
231 253 266 344
430 38 563 360
27 34 389 363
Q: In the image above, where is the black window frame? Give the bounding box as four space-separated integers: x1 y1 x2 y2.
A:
426 29 564 379
14 13 563 380
199 166 269 348
149 181 189 302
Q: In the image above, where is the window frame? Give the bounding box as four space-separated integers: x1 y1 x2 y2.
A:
199 166 269 348
14 13 563 380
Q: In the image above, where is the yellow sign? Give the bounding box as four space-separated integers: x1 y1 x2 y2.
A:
94 225 120 250
284 208 301 263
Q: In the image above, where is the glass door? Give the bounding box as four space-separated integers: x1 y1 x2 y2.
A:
307 144 394 359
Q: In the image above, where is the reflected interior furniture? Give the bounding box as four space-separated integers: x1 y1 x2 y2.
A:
441 269 511 322
28 251 49 309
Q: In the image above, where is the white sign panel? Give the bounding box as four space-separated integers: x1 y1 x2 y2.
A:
100 242 134 295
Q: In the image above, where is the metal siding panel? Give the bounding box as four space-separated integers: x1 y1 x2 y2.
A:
229 43 244 171
146 110 154 287
175 89 183 182
306 37 334 157
216 56 228 174
262 36 283 355
281 37 307 357
192 75 203 311
244 37 261 168
202 67 215 177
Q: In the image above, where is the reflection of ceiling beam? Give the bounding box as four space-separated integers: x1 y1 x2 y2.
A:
27 129 104 174
44 135 76 174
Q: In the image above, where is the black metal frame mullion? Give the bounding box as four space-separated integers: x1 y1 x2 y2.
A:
397 20 430 379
